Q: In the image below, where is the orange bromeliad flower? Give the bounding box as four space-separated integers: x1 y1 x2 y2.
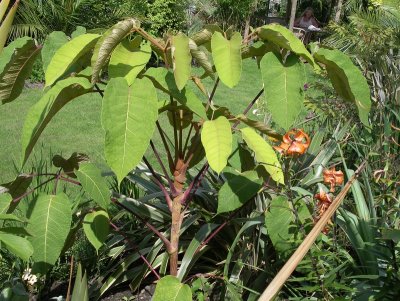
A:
323 167 344 192
274 129 311 156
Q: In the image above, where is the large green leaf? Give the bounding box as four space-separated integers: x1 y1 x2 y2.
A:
257 24 316 67
45 33 100 87
172 33 192 90
75 163 110 210
91 18 140 84
102 77 158 183
211 31 242 88
0 37 41 104
0 233 33 261
218 171 262 214
0 193 11 214
41 31 69 72
21 77 93 164
260 53 304 130
27 193 72 274
153 276 192 301
83 210 109 252
314 48 371 126
240 127 284 184
108 37 151 85
201 116 232 174
144 67 207 120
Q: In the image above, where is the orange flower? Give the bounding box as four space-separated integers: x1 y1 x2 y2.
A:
323 167 344 192
314 189 333 234
274 129 310 156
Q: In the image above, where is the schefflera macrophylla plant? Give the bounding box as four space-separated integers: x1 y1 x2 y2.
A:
8 17 372 299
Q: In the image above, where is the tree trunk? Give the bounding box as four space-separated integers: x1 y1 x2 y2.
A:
289 0 298 31
244 16 251 40
335 0 344 23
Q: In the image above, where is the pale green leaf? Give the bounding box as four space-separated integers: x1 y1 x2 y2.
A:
83 210 109 252
41 31 69 72
314 48 371 127
0 0 11 22
257 24 316 67
201 116 232 174
172 33 192 90
0 233 33 261
109 37 151 85
102 77 158 183
21 77 93 164
260 53 305 130
45 33 100 87
91 18 140 84
0 0 18 52
211 31 242 88
75 163 110 210
153 276 192 301
27 193 72 273
0 37 41 104
71 26 86 39
240 127 284 184
217 171 262 214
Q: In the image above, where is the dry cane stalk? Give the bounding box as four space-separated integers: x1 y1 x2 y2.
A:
259 160 367 301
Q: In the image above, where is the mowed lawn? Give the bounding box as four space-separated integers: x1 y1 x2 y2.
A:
0 60 264 183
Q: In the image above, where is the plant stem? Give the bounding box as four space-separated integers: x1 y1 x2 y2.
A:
12 176 56 204
94 84 104 97
66 255 74 301
232 88 264 128
150 140 174 190
156 120 175 172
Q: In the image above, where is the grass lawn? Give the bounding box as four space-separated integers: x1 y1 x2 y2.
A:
0 60 264 184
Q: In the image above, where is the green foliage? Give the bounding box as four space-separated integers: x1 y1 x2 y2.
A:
153 276 192 301
172 33 192 91
71 263 88 301
82 211 109 252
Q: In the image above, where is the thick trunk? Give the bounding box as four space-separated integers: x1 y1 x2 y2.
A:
335 0 344 23
289 0 298 31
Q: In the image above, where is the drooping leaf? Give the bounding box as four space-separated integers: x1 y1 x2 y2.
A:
314 48 371 126
235 114 282 140
71 263 89 301
45 34 100 87
257 24 316 67
91 18 140 84
144 67 207 119
201 116 232 174
0 0 19 52
41 31 69 73
75 163 110 209
108 37 151 85
153 276 192 301
211 31 242 88
260 53 305 130
83 210 109 252
240 127 284 184
27 193 72 273
102 77 158 183
172 33 192 90
21 77 93 164
0 233 33 261
0 192 11 215
0 37 41 104
190 25 223 47
71 26 86 39
218 171 262 214
52 152 89 178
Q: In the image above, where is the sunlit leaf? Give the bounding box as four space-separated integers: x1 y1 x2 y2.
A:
0 233 33 261
153 276 192 301
172 33 192 90
83 210 109 252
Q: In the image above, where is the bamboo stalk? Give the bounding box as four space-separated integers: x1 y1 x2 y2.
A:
259 160 367 301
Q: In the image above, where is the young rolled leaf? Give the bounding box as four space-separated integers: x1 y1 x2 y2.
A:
45 33 100 87
241 127 284 184
257 24 316 67
41 31 69 72
75 163 110 210
188 38 214 77
83 210 109 252
172 33 192 90
91 18 140 84
314 48 371 127
108 37 151 85
218 171 262 214
211 31 242 88
102 77 158 183
0 37 41 104
201 116 232 174
260 53 305 131
153 276 192 301
0 233 33 261
21 77 93 164
0 0 19 52
27 193 72 274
